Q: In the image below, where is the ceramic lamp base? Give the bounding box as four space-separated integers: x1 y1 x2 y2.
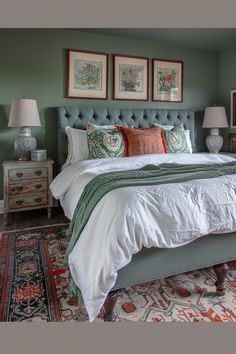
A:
15 127 37 161
205 128 223 154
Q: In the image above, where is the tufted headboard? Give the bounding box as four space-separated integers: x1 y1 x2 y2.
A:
57 106 195 169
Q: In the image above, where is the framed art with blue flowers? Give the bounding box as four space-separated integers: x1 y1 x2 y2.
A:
67 49 108 99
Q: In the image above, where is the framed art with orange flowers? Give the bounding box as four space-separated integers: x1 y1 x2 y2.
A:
152 59 183 102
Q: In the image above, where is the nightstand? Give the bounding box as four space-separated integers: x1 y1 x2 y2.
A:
3 159 56 224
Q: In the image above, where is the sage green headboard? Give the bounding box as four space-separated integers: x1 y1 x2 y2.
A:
57 107 195 169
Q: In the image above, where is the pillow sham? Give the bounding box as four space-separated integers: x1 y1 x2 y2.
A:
163 124 191 153
63 126 89 169
120 126 166 156
86 123 125 159
154 123 193 153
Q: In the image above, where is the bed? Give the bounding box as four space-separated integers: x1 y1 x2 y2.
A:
52 106 236 322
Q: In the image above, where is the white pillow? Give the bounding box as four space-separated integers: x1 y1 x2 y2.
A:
184 130 193 153
62 127 89 169
62 124 118 169
154 123 193 153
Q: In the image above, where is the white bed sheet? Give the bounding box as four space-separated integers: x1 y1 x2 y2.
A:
50 153 236 321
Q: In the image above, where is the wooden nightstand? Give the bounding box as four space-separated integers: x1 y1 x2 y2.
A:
3 159 56 224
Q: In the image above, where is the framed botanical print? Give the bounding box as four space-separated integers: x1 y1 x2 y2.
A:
113 54 149 100
152 59 183 102
67 49 108 99
230 89 236 128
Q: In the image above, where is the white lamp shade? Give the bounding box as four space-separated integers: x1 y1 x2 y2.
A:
8 99 41 127
202 106 228 128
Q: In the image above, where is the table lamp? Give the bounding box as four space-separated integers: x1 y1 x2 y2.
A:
202 106 228 153
8 98 41 160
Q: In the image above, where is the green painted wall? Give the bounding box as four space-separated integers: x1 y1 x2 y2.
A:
0 29 219 199
219 47 236 150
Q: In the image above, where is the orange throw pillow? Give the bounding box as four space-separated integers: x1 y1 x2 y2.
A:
120 126 166 156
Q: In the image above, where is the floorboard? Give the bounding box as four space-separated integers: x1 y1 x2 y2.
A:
0 207 68 233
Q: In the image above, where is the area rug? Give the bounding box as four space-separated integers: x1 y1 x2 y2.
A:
1 224 236 322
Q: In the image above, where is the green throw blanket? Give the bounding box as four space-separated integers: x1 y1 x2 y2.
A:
65 160 236 267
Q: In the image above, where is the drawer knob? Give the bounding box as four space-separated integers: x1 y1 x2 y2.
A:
35 170 42 176
16 172 23 178
35 184 42 189
16 200 23 206
16 186 23 192
35 197 42 203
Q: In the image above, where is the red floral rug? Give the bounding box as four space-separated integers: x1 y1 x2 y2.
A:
1 224 236 322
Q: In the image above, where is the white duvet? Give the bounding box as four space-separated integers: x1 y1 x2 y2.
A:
50 153 236 321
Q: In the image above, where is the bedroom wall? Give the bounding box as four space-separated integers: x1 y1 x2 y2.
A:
219 47 236 150
0 29 219 199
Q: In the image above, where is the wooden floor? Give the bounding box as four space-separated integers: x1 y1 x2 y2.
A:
0 207 69 233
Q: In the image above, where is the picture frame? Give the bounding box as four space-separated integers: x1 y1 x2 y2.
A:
229 133 236 153
152 59 183 102
113 54 149 101
230 89 236 128
67 49 108 99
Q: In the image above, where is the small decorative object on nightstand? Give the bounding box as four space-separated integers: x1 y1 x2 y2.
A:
3 159 56 225
8 98 41 161
202 106 228 153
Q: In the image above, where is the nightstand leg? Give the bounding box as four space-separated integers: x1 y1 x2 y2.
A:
4 213 13 226
4 212 9 225
47 207 52 219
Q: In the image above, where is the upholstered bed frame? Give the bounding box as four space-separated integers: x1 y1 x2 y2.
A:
57 106 236 321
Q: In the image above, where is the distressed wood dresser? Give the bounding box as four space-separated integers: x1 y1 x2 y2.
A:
3 159 55 224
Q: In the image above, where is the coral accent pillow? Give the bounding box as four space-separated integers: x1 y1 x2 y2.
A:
120 127 166 156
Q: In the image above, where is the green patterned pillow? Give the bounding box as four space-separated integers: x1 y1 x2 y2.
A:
164 124 190 153
86 123 125 159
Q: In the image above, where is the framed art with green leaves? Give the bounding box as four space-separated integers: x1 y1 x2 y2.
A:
152 59 183 102
113 54 149 100
67 49 108 99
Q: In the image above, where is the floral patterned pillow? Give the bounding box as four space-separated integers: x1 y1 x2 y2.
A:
86 123 125 159
163 124 191 153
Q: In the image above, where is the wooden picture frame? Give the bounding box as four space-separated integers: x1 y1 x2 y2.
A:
67 49 108 99
229 133 236 153
230 89 236 128
113 54 149 101
152 59 183 102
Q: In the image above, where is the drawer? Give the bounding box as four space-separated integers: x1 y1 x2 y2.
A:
9 194 48 210
9 167 48 181
9 181 48 195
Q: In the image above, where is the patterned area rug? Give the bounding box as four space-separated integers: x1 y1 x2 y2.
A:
1 224 236 322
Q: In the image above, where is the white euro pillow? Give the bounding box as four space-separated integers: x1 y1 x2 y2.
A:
62 127 89 170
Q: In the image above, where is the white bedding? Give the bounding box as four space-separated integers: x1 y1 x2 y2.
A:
50 153 236 321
